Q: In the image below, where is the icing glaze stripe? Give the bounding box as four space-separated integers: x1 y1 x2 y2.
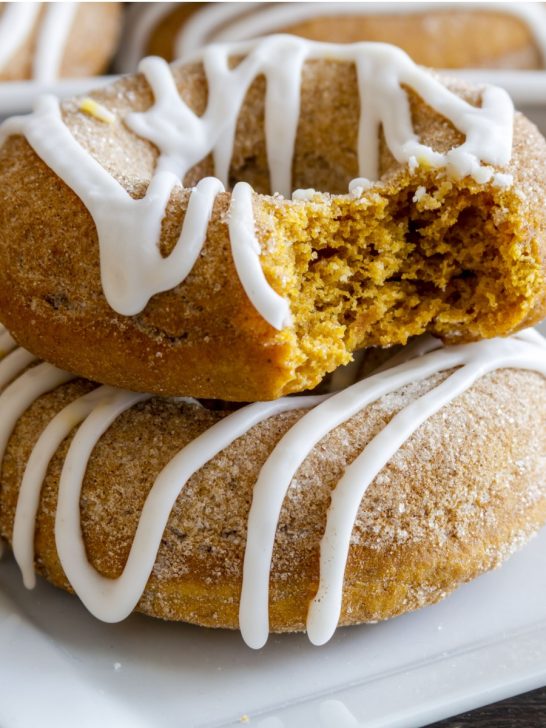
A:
0 4 41 74
14 385 116 589
32 2 77 83
0 360 73 476
229 182 292 329
0 347 37 391
0 329 18 358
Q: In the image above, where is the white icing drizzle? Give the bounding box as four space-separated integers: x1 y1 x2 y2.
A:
118 2 546 69
0 2 77 81
0 346 37 390
0 3 40 73
0 37 514 330
0 328 17 357
229 182 292 329
32 2 77 83
1 323 545 647
0 359 73 467
13 385 122 589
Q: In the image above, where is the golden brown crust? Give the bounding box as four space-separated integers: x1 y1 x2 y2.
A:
0 367 545 632
0 3 123 82
0 62 545 400
147 6 543 70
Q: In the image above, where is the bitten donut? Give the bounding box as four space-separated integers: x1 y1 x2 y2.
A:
1 37 546 400
0 326 545 647
0 2 122 82
118 2 546 71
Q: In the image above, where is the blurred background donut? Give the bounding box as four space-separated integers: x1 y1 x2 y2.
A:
0 2 122 82
117 2 546 72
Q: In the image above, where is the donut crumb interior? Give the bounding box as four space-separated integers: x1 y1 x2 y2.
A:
260 172 543 393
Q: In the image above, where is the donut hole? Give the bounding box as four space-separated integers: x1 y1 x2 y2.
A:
261 173 543 393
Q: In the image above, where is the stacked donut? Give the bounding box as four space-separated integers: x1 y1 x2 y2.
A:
0 35 546 648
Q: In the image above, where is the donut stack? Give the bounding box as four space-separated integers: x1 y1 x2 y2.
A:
0 36 545 648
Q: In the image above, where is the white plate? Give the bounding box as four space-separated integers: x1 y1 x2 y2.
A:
1 520 546 728
0 76 117 117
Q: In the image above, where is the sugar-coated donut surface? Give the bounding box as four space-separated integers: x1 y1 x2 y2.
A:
0 326 545 647
0 37 546 401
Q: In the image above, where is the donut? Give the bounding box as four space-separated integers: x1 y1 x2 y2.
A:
1 37 545 401
0 2 122 82
0 325 545 647
117 2 546 71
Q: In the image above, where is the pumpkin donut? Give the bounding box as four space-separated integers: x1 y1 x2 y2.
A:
118 2 546 71
0 326 545 647
0 37 545 401
0 2 122 82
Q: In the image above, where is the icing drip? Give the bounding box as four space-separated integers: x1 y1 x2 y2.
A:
0 360 73 466
0 36 513 329
0 347 38 391
1 323 545 647
14 385 124 589
0 2 77 82
0 4 41 74
0 328 17 357
32 3 77 83
229 182 292 329
118 2 546 69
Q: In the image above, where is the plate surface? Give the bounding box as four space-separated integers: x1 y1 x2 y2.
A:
1 522 546 728
0 76 117 117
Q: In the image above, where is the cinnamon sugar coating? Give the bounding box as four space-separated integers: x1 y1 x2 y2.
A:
0 61 546 400
0 367 545 632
